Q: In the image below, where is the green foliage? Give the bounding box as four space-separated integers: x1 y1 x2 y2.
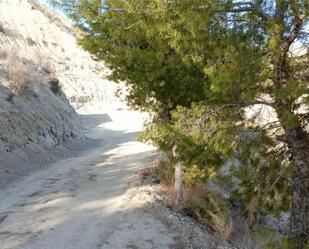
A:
154 159 208 186
255 226 298 249
183 164 207 185
75 0 207 115
153 159 175 183
52 0 309 245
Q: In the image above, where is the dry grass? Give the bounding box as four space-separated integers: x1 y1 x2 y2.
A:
152 161 233 239
26 36 36 46
1 49 62 98
137 167 156 180
160 182 233 240
1 50 32 97
183 184 233 239
247 197 258 225
7 63 30 95
142 160 234 240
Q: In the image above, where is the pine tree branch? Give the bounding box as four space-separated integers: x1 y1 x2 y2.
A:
100 1 269 21
220 101 275 108
247 101 275 108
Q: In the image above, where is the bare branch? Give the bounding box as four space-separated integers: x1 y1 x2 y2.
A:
283 14 306 57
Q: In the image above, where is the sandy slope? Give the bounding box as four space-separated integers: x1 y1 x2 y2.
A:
0 0 120 105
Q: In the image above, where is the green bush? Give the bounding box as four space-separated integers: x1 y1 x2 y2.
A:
254 227 302 249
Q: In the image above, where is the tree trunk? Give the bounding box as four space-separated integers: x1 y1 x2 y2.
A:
270 3 308 245
175 161 183 209
285 127 309 249
173 145 183 209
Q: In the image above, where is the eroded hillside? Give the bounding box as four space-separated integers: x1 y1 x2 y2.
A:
0 0 119 105
0 0 120 188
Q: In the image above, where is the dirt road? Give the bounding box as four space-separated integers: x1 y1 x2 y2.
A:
0 106 235 249
0 107 186 249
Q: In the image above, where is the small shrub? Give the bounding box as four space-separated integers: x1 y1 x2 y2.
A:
137 167 155 180
49 78 61 94
254 227 298 249
183 165 207 186
26 36 36 46
183 184 232 239
154 160 232 238
7 63 30 95
154 160 175 184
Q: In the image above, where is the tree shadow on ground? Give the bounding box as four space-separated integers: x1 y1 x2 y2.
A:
78 114 113 130
0 125 178 249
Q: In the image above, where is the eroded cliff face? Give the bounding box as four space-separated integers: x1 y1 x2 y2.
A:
0 49 83 188
0 0 121 150
0 0 118 105
0 56 80 152
0 0 119 187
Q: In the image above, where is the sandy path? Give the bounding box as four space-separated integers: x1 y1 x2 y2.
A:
0 106 183 249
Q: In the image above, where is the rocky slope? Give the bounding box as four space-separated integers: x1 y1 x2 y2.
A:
0 51 83 188
0 0 119 188
0 0 119 106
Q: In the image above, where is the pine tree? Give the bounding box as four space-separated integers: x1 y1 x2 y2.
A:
51 1 308 247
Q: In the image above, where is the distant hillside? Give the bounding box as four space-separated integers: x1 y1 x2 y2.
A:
0 0 119 106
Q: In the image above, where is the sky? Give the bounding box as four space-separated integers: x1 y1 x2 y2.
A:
38 0 52 8
38 0 67 17
37 0 74 25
